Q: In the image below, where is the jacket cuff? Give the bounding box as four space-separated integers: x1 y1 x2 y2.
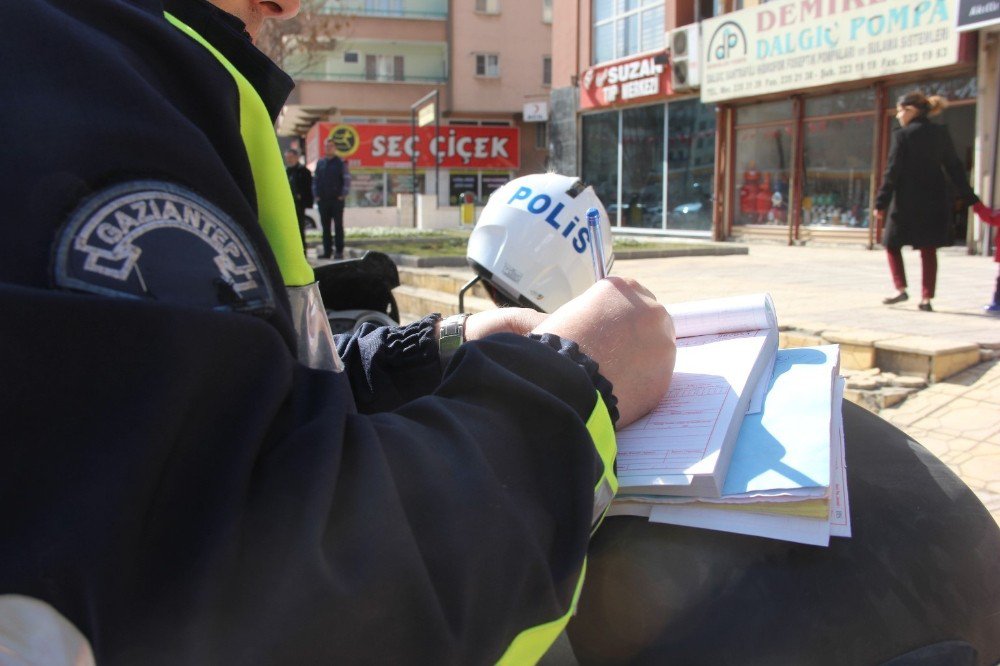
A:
335 314 443 413
524 333 620 426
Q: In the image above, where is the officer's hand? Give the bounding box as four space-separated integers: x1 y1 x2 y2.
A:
531 277 675 428
874 209 886 225
465 308 547 340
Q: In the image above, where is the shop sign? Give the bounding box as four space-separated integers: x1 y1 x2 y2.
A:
523 101 549 122
306 122 520 169
701 0 960 103
579 51 671 110
956 0 1000 30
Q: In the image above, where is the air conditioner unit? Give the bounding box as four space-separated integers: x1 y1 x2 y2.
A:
668 24 700 91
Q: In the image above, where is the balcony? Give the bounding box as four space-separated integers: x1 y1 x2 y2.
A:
320 0 447 20
292 71 447 84
287 41 448 85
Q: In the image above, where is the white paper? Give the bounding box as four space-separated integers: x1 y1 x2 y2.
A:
610 345 851 546
745 350 776 415
829 377 852 538
648 503 832 547
615 328 778 496
668 293 777 339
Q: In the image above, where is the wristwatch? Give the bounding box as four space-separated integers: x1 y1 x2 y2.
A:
438 313 469 370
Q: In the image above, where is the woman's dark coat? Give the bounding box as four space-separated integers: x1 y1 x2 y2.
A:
875 116 978 250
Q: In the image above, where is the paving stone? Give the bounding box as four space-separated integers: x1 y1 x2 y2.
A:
780 331 826 348
891 375 927 389
880 387 917 408
846 377 879 390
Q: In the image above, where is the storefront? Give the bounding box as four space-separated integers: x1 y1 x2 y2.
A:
956 0 1000 257
703 0 978 246
577 51 719 236
305 121 520 208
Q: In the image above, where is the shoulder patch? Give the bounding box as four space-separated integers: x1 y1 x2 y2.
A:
53 180 276 314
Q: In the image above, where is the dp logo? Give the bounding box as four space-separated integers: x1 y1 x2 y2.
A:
707 21 748 62
327 125 360 157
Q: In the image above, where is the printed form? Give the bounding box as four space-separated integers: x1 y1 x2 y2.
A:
616 329 774 490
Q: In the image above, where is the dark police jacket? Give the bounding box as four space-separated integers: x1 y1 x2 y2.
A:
875 116 979 250
0 0 617 663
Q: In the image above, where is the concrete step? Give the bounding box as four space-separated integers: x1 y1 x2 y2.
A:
780 327 984 383
394 267 986 385
395 284 495 324
396 266 490 300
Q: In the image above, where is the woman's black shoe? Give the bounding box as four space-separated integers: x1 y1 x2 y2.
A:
882 292 908 305
919 302 933 311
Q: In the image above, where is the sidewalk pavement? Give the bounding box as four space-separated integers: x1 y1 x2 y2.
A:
610 241 1000 524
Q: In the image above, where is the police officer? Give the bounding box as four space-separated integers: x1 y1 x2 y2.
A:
0 1 674 664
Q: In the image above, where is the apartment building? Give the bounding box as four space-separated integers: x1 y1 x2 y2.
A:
277 0 554 211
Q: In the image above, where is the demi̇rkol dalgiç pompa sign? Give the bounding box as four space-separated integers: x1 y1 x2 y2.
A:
701 0 960 103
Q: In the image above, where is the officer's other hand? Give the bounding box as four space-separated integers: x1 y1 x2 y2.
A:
465 308 547 340
531 277 675 428
874 209 886 225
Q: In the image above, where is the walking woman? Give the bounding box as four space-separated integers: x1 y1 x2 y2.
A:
875 91 993 311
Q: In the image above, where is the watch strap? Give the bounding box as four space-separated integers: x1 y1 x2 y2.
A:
438 313 469 370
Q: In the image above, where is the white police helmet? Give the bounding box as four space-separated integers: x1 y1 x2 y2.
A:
466 173 614 313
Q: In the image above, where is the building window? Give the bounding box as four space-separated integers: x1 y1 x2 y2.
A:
535 122 548 150
542 0 553 22
476 0 500 14
475 54 500 77
592 0 665 65
344 51 359 63
364 0 403 15
582 100 715 232
365 54 405 81
542 56 552 86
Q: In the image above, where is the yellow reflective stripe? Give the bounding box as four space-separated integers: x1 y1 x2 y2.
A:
495 394 617 664
495 559 588 666
163 13 314 287
587 392 619 498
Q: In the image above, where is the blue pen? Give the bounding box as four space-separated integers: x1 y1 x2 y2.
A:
586 207 607 281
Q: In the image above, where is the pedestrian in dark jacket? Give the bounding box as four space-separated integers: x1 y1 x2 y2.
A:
875 90 993 311
284 148 313 251
313 139 351 259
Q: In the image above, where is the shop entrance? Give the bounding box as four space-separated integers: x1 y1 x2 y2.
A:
939 103 975 244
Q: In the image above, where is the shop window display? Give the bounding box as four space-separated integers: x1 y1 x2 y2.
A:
449 172 478 205
481 172 510 202
733 125 792 226
386 170 424 205
446 172 511 205
801 115 874 228
346 170 386 208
